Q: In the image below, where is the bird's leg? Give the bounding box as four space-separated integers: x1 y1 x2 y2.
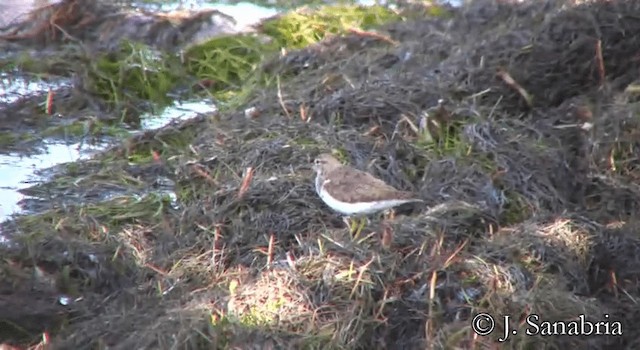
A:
353 216 368 238
342 216 369 237
382 209 396 222
342 216 352 231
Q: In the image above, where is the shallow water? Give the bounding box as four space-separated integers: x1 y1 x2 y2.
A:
0 0 460 225
0 99 216 225
0 0 273 225
0 142 107 221
0 74 71 105
132 0 280 34
0 0 63 28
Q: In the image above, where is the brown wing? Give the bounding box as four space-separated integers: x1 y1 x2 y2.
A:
324 166 417 203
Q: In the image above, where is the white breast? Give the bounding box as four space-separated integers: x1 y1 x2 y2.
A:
318 184 416 216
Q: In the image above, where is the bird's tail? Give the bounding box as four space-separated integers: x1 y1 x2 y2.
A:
398 191 424 203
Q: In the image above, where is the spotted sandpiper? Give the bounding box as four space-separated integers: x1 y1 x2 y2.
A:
312 153 423 234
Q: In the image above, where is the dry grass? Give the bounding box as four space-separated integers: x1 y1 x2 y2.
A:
3 0 640 349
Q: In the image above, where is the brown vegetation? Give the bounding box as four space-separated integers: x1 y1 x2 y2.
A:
3 0 640 349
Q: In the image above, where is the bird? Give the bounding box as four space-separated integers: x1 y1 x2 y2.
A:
312 153 423 234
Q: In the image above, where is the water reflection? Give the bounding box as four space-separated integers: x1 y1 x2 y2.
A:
0 0 62 28
0 99 216 224
0 142 102 223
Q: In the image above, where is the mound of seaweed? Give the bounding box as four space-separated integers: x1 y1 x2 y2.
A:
3 0 640 349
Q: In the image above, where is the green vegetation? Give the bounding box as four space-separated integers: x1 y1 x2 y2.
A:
186 34 265 91
183 5 402 110
86 41 185 108
217 0 361 10
7 1 640 349
261 5 402 48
